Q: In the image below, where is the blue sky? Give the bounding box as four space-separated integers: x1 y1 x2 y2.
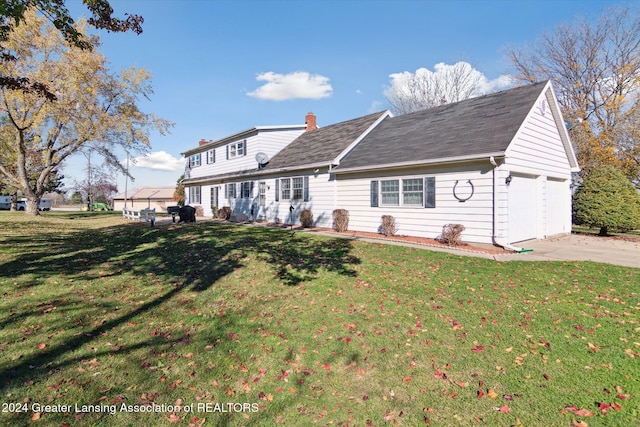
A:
62 0 627 192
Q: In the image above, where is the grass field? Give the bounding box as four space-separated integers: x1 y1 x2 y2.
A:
0 212 638 426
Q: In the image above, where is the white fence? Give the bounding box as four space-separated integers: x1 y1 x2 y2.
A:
122 208 156 226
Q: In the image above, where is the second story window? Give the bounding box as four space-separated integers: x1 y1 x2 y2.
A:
206 149 215 164
189 153 201 168
227 140 247 159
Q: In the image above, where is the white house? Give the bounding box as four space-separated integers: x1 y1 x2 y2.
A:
180 119 309 217
182 81 579 248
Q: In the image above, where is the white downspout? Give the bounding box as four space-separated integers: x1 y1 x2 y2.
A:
490 156 524 252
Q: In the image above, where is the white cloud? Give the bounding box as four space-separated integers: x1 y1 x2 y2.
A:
129 151 184 172
247 71 333 101
477 74 515 94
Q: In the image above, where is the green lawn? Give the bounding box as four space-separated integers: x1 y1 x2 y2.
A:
0 212 638 426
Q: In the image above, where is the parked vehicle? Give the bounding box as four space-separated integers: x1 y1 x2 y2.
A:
0 195 11 210
16 199 52 211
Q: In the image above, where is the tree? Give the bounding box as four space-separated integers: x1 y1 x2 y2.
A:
173 174 185 207
1 0 143 99
0 9 171 215
69 190 83 204
384 61 511 115
573 165 640 236
508 6 640 181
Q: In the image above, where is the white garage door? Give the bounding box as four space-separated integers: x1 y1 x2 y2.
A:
546 178 569 237
508 174 538 243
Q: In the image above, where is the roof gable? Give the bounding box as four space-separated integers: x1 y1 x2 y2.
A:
263 111 389 171
335 81 549 171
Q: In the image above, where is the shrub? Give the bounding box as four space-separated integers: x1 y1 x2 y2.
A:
439 223 465 246
332 209 349 233
194 205 204 217
300 209 313 228
573 165 640 235
380 215 398 236
218 206 232 220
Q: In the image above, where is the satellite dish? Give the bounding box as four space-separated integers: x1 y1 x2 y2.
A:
255 152 269 168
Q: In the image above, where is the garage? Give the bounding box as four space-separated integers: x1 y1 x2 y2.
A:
508 173 538 243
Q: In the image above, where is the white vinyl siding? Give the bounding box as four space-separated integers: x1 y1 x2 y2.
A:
185 128 305 181
338 165 495 244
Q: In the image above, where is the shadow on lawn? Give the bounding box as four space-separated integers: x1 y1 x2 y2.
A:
0 221 360 393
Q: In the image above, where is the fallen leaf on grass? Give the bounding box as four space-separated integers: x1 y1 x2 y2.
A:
31 412 40 421
471 345 485 353
588 342 600 352
562 406 593 417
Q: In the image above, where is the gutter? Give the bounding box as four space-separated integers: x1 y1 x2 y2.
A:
489 156 532 253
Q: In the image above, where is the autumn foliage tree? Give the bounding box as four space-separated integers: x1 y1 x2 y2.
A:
573 165 640 236
508 6 640 184
1 0 143 99
0 8 171 215
173 174 185 207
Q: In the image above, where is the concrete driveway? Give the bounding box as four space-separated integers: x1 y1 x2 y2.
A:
493 234 640 268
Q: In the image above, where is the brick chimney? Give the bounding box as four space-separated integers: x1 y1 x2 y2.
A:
305 112 317 131
198 139 208 146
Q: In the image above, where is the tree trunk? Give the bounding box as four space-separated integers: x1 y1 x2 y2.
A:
598 226 608 236
25 198 41 216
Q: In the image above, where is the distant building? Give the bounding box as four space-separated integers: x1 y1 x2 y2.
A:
112 187 176 212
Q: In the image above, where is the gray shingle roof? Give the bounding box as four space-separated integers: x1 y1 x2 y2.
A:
263 111 388 170
336 81 548 171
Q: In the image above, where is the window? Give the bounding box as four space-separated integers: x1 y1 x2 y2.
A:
276 177 310 201
370 181 379 207
403 178 423 206
381 180 399 206
227 140 246 159
189 153 201 168
259 182 266 207
371 177 436 208
210 187 218 208
206 149 215 164
280 178 291 200
225 183 236 199
292 177 303 200
189 186 201 204
424 177 436 208
241 182 253 199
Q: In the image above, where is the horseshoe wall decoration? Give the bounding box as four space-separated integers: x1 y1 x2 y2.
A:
453 179 474 202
